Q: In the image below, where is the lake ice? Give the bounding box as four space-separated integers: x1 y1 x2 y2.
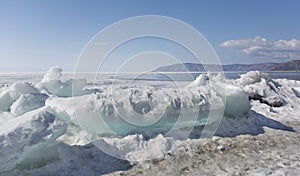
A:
0 67 299 175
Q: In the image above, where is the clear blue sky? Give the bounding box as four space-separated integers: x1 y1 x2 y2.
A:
1 0 300 72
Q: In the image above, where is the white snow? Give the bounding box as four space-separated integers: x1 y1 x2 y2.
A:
94 134 177 162
236 71 268 86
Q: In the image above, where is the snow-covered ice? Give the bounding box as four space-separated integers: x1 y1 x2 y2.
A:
0 67 299 175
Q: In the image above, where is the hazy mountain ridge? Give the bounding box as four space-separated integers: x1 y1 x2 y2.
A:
154 60 300 72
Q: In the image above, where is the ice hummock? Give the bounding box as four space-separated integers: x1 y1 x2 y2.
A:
216 83 251 117
10 94 48 116
0 82 40 112
36 66 93 97
0 66 299 174
0 107 67 172
235 71 284 107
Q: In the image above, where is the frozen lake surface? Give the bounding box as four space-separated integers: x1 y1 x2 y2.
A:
0 68 299 175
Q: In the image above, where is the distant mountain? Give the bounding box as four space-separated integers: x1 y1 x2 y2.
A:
154 60 300 72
